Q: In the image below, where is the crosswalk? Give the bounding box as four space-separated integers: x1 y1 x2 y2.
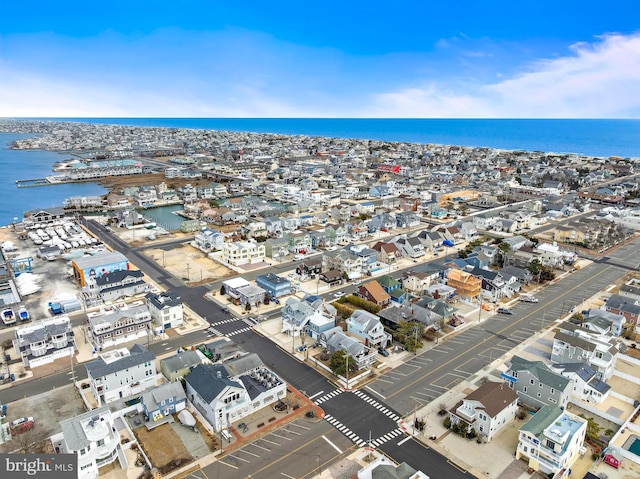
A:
210 317 240 327
205 325 253 338
352 390 401 421
313 389 344 405
324 414 367 447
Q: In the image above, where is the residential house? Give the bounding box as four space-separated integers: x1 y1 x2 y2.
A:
83 269 147 305
550 363 611 404
393 236 425 259
140 382 187 423
285 231 312 254
447 269 482 300
13 315 76 368
551 326 620 380
87 301 153 350
401 268 441 297
319 269 343 286
355 281 392 307
371 242 401 265
296 258 322 279
159 350 204 382
516 406 587 476
320 327 376 370
377 275 407 303
256 273 291 299
584 309 624 336
222 241 266 266
347 310 391 349
55 406 126 479
502 355 572 410
448 381 519 442
263 237 289 260
281 296 335 339
604 293 640 326
396 211 421 228
194 228 225 252
185 354 286 432
85 344 158 406
145 291 184 330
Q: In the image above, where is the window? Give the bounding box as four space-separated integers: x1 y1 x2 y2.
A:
530 379 534 385
512 371 518 378
538 382 542 388
550 388 554 394
523 386 528 393
537 392 541 398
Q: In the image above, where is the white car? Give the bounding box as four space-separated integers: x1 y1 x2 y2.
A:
333 291 346 298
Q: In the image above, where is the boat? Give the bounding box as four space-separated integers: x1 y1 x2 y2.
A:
1 308 16 325
18 306 29 321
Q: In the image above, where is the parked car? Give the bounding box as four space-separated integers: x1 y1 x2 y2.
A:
333 291 346 298
10 416 34 435
221 307 230 313
378 347 390 357
497 308 513 315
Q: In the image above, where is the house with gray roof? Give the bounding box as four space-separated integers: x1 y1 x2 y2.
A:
551 325 621 380
159 350 204 382
185 353 286 432
347 310 391 349
84 269 147 305
87 301 153 350
145 291 184 330
604 293 640 326
550 362 611 404
85 343 158 406
13 315 76 368
502 355 572 410
55 406 126 479
320 327 376 370
140 382 187 423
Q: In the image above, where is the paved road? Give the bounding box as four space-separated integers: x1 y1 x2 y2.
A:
6 220 637 478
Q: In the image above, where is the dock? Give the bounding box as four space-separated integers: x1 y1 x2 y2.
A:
15 178 52 188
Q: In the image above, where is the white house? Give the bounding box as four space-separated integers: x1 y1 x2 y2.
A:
516 406 587 476
194 227 225 252
87 301 153 351
145 291 184 330
185 353 286 432
13 315 76 368
84 344 158 406
54 406 126 479
222 241 266 266
448 381 519 442
347 310 391 349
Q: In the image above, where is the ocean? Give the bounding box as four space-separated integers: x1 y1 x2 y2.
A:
26 118 640 158
2 118 640 227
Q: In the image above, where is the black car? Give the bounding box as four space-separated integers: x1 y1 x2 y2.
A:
378 347 390 357
497 307 513 315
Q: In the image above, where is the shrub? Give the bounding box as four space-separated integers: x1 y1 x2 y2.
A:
442 417 451 429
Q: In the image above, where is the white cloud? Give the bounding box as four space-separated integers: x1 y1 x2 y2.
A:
366 33 640 118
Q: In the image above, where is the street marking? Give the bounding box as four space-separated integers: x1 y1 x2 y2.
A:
249 443 270 452
261 438 280 446
283 428 301 436
227 454 249 463
281 473 296 479
322 435 342 454
365 385 386 399
270 432 293 441
289 423 310 431
309 390 324 400
236 449 259 458
397 435 412 446
218 461 238 469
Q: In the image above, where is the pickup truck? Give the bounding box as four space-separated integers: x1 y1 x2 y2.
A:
520 294 539 303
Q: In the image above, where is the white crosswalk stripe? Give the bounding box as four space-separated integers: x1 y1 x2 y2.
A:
352 390 400 421
323 414 364 446
227 327 252 337
370 428 403 447
313 389 344 405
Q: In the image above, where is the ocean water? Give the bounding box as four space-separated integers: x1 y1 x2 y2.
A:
0 133 108 227
27 118 640 158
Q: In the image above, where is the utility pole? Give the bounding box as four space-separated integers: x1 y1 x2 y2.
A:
345 354 349 390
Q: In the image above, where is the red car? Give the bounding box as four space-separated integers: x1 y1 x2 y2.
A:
10 417 34 435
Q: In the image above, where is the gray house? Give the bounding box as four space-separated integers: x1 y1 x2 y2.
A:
502 355 571 410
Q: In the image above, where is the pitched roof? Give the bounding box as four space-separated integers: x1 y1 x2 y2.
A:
463 381 518 418
361 280 391 303
509 355 571 389
85 344 155 379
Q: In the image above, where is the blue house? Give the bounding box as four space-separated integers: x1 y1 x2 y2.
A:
256 273 291 299
377 275 406 303
140 382 187 422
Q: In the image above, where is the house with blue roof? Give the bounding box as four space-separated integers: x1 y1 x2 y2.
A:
256 273 291 299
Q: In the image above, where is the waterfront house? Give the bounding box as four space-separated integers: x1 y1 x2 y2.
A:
448 381 518 442
85 344 158 406
515 406 587 476
13 315 76 368
55 406 126 479
23 207 66 226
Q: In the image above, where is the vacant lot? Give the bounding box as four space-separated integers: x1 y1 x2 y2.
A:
134 422 193 473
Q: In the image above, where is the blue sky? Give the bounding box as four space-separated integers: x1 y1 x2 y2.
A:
1 1 639 118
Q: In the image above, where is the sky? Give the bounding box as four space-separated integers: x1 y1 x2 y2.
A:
1 1 639 118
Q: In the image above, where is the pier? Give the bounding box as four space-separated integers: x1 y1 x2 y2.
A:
15 178 52 188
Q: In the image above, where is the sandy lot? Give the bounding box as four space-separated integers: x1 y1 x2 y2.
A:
142 242 235 286
133 422 193 473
